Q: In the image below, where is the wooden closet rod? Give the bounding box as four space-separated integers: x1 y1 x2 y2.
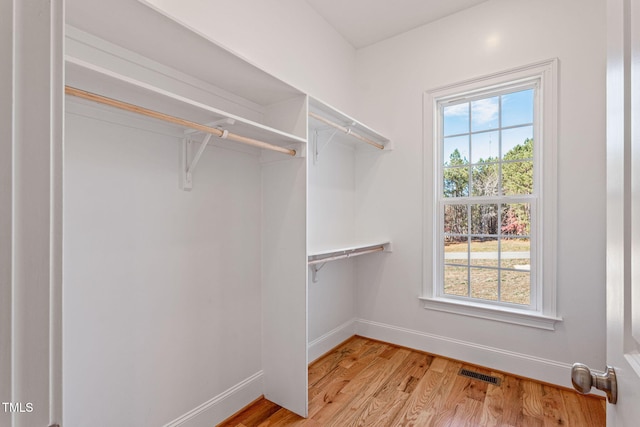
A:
65 86 297 157
308 111 384 150
307 245 385 265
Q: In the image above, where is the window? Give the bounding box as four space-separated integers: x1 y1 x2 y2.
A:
441 87 535 306
422 60 561 330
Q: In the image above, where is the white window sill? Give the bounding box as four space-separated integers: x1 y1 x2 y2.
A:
419 297 562 330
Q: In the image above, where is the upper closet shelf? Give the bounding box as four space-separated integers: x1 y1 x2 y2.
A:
65 0 304 109
65 60 306 154
309 97 392 160
64 0 309 154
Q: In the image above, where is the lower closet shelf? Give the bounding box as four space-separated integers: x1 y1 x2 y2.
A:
308 242 391 265
308 242 391 282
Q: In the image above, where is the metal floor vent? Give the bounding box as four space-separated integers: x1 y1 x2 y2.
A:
458 368 502 386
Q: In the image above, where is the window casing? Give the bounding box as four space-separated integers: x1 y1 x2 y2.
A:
422 60 561 330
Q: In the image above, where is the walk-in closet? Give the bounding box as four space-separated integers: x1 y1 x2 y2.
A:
62 0 391 423
2 0 616 425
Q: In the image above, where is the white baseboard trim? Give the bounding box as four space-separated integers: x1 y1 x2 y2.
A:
308 318 357 363
355 318 577 390
162 371 264 427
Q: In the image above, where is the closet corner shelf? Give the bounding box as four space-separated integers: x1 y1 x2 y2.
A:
308 242 392 282
308 241 392 264
308 97 392 153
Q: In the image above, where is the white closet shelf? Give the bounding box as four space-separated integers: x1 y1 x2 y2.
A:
309 97 391 153
65 59 306 152
66 0 303 108
308 242 392 283
308 241 392 263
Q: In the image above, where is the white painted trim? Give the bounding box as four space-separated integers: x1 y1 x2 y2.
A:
423 58 559 321
50 0 65 421
426 58 559 99
419 297 562 330
354 318 583 391
6 1 64 424
308 318 357 363
0 3 12 425
162 371 264 427
625 352 640 378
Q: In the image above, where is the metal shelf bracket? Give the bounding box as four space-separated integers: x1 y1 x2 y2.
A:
180 133 218 191
180 118 237 191
313 127 342 164
180 118 236 191
311 262 326 283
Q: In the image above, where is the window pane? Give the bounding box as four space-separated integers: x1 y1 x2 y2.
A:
501 203 531 235
501 270 530 305
500 238 530 270
502 89 534 127
443 167 469 197
471 131 499 164
444 204 468 234
502 161 533 195
436 78 543 311
470 267 499 301
470 237 499 268
471 164 499 197
502 126 533 160
444 238 468 265
471 96 499 132
471 204 499 235
444 135 469 165
443 103 469 136
444 265 468 297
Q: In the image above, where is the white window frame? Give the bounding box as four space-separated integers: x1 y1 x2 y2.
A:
421 59 562 330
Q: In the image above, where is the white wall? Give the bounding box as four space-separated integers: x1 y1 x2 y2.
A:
63 109 263 425
141 0 358 113
353 0 607 387
261 157 309 416
308 142 357 252
307 141 358 360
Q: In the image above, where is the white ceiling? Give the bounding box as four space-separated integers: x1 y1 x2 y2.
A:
305 0 491 48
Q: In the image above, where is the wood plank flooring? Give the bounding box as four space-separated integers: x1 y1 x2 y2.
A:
218 336 606 427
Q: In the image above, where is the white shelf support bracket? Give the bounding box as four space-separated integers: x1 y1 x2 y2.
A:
180 133 214 191
310 262 326 283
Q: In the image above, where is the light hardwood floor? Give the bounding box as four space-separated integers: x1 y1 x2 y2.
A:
218 336 606 426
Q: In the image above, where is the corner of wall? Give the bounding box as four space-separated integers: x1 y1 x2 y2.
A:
354 318 585 392
162 372 264 427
